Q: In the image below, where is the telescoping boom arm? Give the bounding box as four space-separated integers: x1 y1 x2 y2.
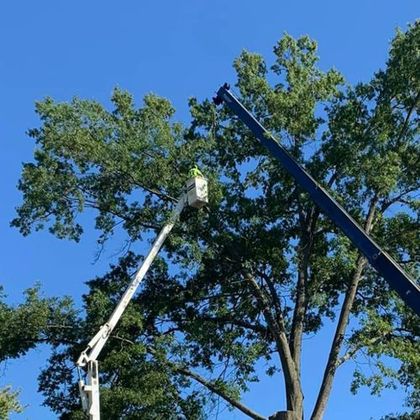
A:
214 83 420 316
76 176 208 419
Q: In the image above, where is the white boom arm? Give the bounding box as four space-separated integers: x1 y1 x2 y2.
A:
76 176 208 419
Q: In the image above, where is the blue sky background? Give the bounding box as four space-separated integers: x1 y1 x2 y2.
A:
0 1 418 419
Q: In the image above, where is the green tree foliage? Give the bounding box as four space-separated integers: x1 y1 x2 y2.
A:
0 285 77 361
0 386 23 419
0 286 77 418
11 22 419 419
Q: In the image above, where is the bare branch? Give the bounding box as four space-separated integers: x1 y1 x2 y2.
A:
174 365 266 420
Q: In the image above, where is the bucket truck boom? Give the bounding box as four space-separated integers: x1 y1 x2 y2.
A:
76 176 208 419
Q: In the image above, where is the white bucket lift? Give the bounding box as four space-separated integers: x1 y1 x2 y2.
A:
76 176 207 420
186 176 208 208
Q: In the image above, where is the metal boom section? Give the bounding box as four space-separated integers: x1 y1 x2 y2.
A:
214 83 419 316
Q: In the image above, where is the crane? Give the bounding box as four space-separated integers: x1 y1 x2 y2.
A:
76 175 208 419
213 83 419 316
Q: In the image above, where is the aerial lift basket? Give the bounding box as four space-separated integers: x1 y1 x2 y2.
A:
186 176 208 208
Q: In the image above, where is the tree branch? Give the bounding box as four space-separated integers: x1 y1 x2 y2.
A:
174 365 266 420
243 271 302 414
395 90 420 145
190 315 271 338
141 341 267 420
380 186 419 212
290 205 320 375
337 335 386 366
257 271 285 334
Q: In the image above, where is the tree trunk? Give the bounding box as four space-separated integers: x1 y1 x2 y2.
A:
310 255 366 420
311 197 378 420
269 411 296 420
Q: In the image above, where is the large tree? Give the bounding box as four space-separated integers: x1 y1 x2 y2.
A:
11 22 419 419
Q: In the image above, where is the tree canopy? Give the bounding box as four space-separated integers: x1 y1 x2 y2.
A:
8 21 420 419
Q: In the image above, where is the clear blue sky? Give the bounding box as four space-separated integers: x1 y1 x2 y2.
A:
0 1 418 419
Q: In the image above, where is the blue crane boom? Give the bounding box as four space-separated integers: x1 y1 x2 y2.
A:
214 83 419 316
